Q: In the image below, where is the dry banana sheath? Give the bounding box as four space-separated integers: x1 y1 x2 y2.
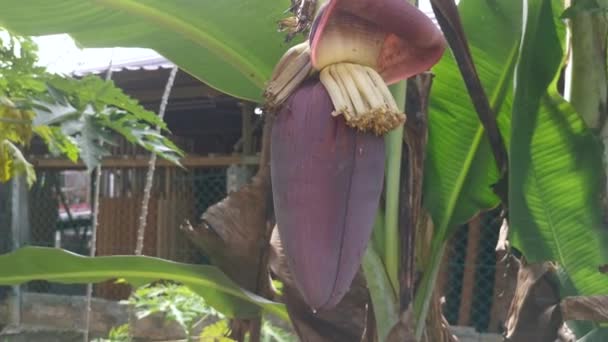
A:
263 42 313 111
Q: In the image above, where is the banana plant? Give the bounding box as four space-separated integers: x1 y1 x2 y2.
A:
1 0 608 341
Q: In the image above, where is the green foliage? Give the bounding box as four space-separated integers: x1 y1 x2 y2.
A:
34 74 184 170
509 0 608 334
414 0 522 330
0 30 47 97
259 320 295 342
415 0 608 336
97 282 294 342
0 139 35 185
0 28 184 184
200 320 235 342
0 247 288 320
0 31 47 184
92 324 130 342
0 0 299 102
125 282 220 338
423 0 521 254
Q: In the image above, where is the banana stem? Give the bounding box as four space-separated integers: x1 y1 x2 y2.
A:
384 81 406 295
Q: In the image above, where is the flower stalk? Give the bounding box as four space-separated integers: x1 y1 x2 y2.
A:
383 81 406 294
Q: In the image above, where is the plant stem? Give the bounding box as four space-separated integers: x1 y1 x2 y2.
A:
384 81 406 296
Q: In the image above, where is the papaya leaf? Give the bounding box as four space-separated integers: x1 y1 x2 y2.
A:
0 98 35 145
72 113 111 171
32 126 79 162
0 139 36 186
46 76 166 129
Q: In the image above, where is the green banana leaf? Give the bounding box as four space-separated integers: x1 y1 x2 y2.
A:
509 0 608 325
423 0 521 247
0 246 288 321
415 0 522 330
0 0 297 102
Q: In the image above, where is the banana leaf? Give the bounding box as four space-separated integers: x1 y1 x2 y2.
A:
0 246 288 321
0 0 297 102
509 0 608 334
415 0 522 327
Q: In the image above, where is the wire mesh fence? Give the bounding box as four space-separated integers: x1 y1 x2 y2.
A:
3 166 230 300
2 165 506 332
442 208 503 333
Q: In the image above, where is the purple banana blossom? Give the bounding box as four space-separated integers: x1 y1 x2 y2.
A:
271 79 385 310
270 0 445 311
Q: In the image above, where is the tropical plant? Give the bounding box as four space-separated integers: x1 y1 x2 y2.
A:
95 282 295 342
0 0 607 341
0 28 184 186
